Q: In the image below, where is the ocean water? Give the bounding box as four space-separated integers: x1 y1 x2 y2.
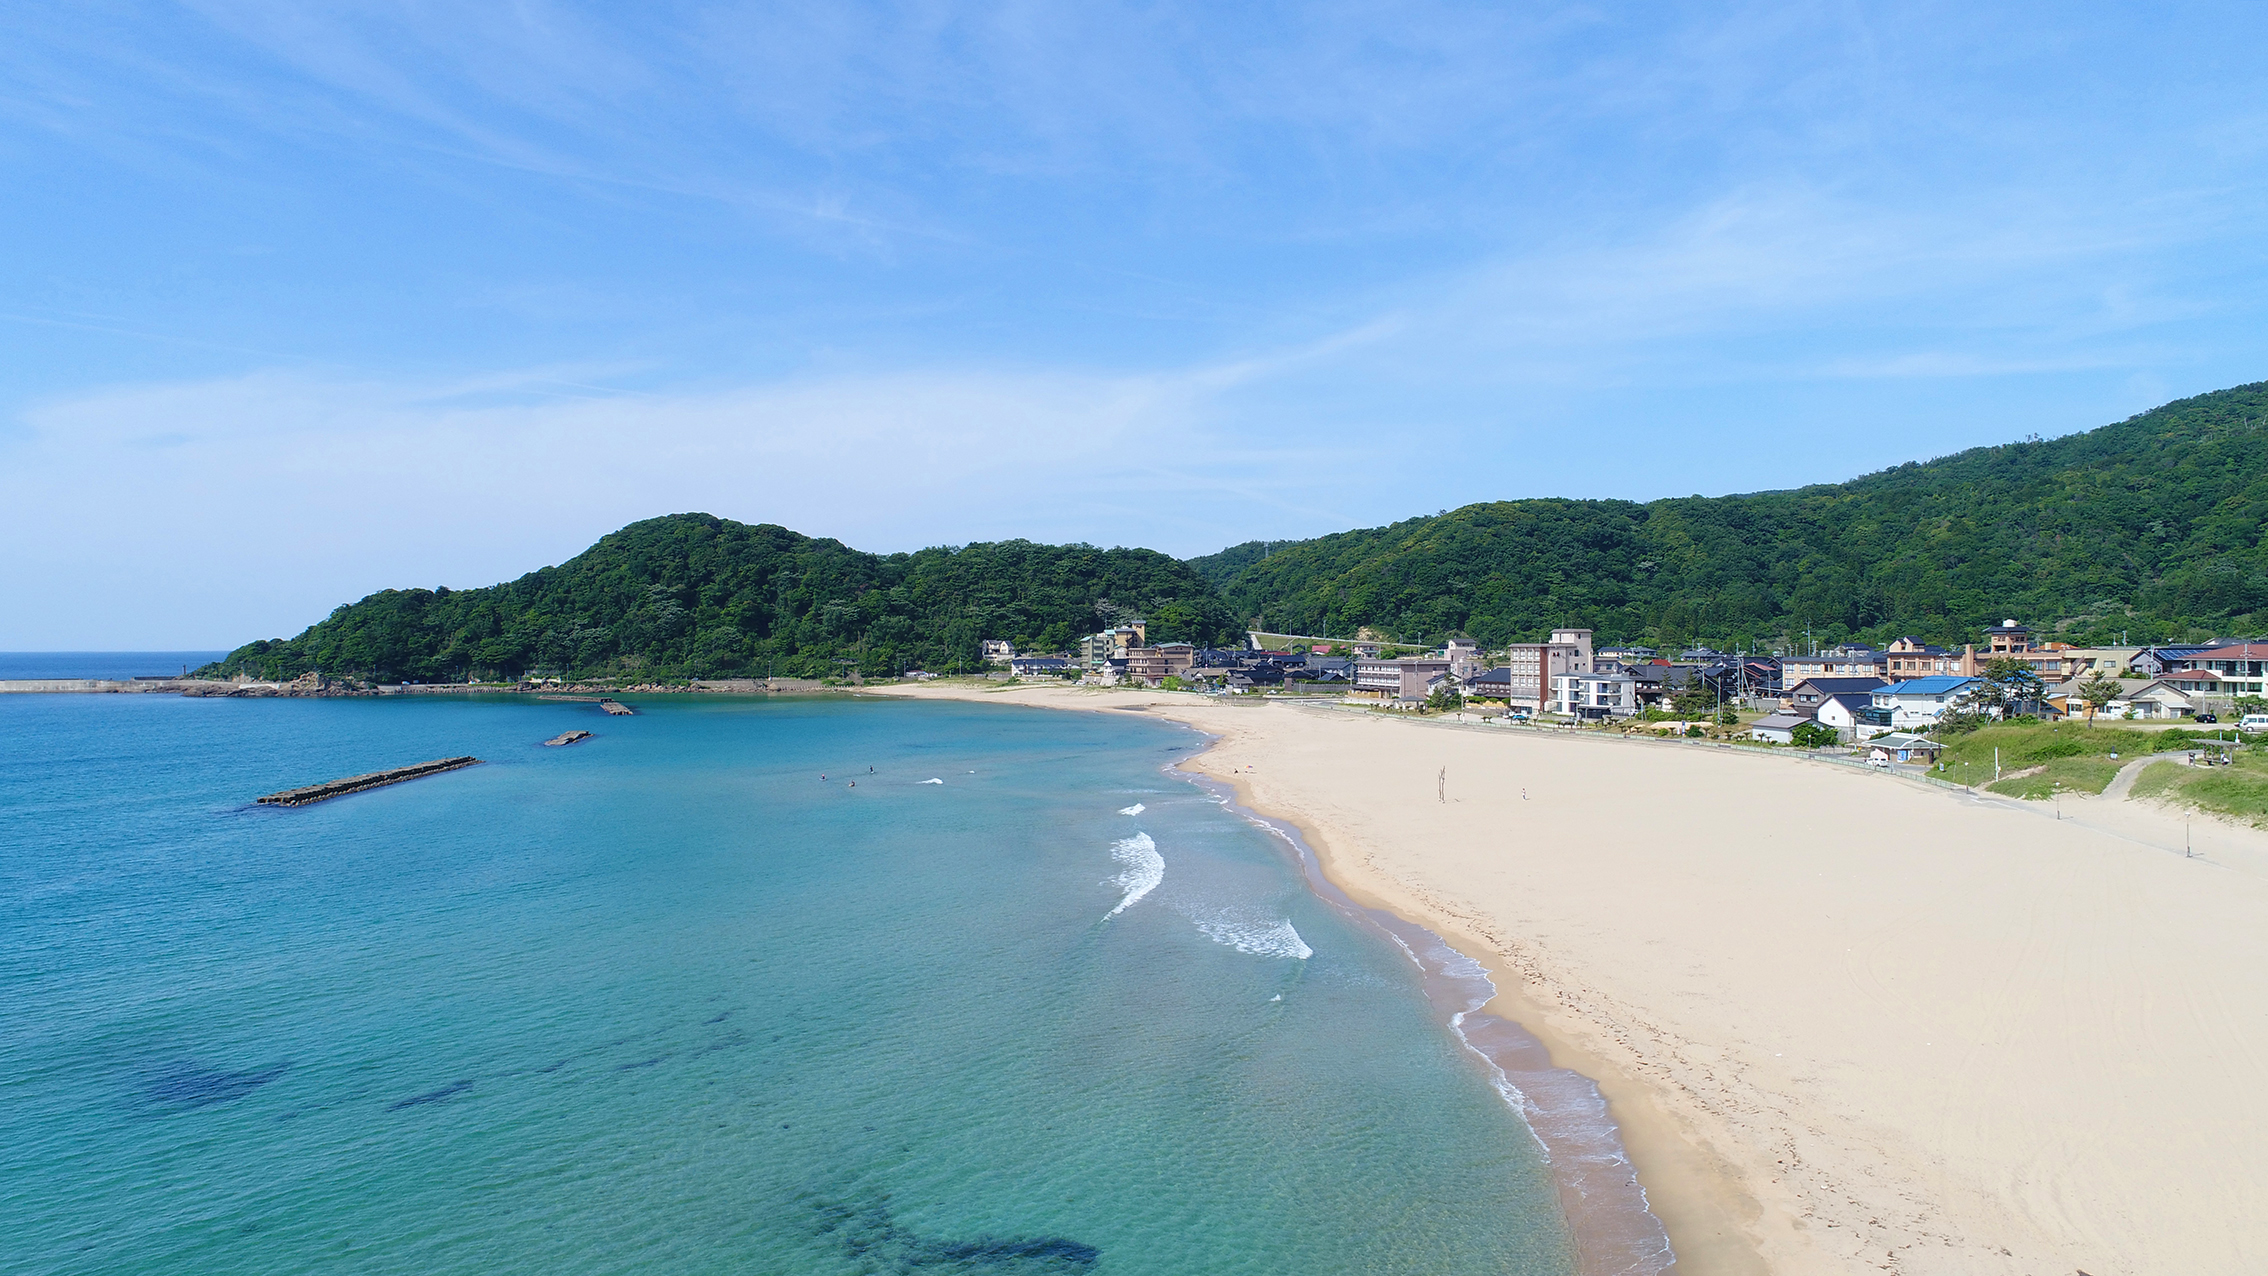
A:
2 692 1582 1274
0 652 226 680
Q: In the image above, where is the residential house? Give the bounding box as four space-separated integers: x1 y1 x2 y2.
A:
1466 667 1516 703
2131 645 2213 678
1597 645 1659 663
1010 656 1071 679
1779 652 1889 684
1814 691 1883 742
1441 639 1483 677
1626 661 1700 710
1549 670 1637 718
1865 733 1945 766
2116 676 2213 719
1784 675 1887 713
1747 712 1811 744
1867 676 1983 730
981 639 1016 665
2172 642 2268 697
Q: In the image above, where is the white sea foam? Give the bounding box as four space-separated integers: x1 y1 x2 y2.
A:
919 778 943 784
1103 832 1163 918
1190 908 1313 960
1118 803 1145 815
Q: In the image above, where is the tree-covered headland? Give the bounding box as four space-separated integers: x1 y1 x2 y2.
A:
204 516 1240 682
1194 381 2268 652
206 380 2268 682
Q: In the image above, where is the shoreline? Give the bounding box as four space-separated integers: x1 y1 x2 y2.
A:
882 687 1720 1273
25 678 2268 1270
1174 758 1678 1276
860 681 2268 1275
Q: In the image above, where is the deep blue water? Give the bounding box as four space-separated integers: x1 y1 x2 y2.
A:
0 652 226 680
0 692 1576 1274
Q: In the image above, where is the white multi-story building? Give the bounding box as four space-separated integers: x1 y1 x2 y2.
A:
1549 670 1635 718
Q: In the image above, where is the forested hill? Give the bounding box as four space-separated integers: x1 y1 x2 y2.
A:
204 515 1240 682
1191 381 2268 651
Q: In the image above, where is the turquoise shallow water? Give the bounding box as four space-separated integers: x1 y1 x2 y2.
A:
2 692 1577 1274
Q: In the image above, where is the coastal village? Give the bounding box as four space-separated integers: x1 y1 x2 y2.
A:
969 618 2268 767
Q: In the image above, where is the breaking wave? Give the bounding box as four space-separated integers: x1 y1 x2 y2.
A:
919 778 943 785
1118 803 1145 815
1103 833 1163 918
1190 908 1313 960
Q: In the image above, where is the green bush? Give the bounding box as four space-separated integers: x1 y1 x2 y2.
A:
1790 721 1839 749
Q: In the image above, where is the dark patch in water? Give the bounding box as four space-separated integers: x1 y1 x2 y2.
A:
145 1061 289 1108
390 1079 473 1110
807 1196 1097 1272
615 1056 667 1072
705 1010 732 1024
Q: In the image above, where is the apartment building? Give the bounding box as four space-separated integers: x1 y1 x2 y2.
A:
1079 623 1147 669
1353 656 1452 701
1490 628 1595 715
1548 669 1636 718
1123 643 1196 687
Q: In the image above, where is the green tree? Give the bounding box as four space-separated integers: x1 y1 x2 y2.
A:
198 515 1244 684
2076 671 2125 723
1790 720 1841 748
1976 658 2046 717
1188 381 2268 651
1671 679 1717 719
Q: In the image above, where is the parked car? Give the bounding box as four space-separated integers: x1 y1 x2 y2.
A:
2242 713 2268 732
2195 711 2218 723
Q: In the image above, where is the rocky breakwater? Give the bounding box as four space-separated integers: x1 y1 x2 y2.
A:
256 757 483 807
182 672 379 698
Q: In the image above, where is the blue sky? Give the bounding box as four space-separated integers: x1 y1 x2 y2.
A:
6 3 2268 647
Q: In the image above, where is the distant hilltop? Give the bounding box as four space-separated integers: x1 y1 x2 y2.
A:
206 380 2268 684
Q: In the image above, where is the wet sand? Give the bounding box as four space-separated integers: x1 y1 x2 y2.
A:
869 682 2268 1276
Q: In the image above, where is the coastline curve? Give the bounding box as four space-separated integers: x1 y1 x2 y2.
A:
1169 754 1677 1276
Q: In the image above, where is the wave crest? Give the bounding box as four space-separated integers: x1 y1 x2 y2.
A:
1118 803 1145 815
1104 833 1163 918
1191 909 1313 960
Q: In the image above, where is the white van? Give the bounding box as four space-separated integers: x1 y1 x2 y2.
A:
2241 713 2268 732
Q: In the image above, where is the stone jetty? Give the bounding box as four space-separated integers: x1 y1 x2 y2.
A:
256 757 482 807
543 730 593 746
598 698 635 715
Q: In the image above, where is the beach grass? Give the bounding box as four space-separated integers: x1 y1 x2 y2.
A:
2128 753 2268 825
1939 721 2219 797
2131 761 2189 801
1985 756 2124 799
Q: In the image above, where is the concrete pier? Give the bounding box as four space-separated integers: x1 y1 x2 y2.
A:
256 757 482 807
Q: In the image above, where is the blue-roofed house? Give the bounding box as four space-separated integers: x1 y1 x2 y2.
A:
1871 676 1984 730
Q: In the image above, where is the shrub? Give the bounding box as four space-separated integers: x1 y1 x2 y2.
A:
1790 721 1840 749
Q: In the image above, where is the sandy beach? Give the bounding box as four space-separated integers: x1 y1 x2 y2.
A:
869 681 2268 1276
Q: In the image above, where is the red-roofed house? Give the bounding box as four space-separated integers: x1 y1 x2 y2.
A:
2173 644 2268 696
